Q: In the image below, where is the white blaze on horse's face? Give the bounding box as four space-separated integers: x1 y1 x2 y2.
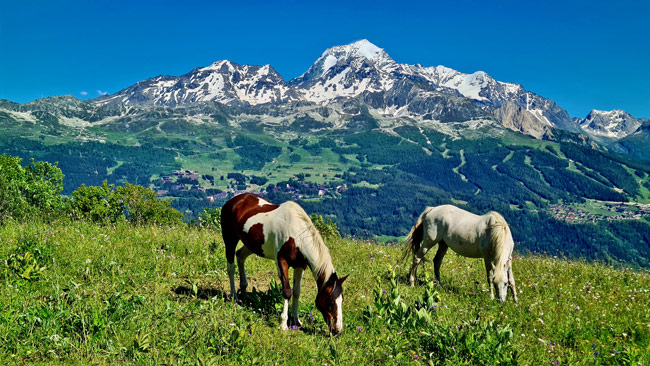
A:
334 295 343 333
494 265 508 302
496 281 508 302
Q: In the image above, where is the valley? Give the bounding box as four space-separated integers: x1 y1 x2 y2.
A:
1 40 649 268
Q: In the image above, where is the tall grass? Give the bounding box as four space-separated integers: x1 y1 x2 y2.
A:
1 220 648 364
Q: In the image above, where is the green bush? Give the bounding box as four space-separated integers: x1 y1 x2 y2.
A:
310 213 341 241
118 183 183 225
0 154 64 221
66 181 123 222
199 207 222 232
66 181 183 225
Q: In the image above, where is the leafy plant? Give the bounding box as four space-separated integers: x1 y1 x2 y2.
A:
419 319 518 365
0 154 64 221
118 183 183 225
66 181 123 222
310 213 341 241
363 266 439 329
65 181 183 225
199 207 222 233
2 251 47 280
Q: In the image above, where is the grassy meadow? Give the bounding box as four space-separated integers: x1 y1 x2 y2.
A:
1 220 649 365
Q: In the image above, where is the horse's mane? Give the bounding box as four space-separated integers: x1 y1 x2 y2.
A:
486 211 513 284
284 201 334 278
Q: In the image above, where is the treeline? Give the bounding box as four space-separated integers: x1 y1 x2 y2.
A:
0 154 182 225
0 137 180 194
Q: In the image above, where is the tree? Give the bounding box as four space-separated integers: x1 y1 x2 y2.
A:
0 154 64 221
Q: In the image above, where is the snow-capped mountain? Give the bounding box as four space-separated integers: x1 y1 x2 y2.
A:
94 61 298 107
290 40 405 101
287 40 576 132
577 109 646 139
92 39 581 135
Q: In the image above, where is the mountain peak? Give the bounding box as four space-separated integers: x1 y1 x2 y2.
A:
321 39 392 64
580 109 642 139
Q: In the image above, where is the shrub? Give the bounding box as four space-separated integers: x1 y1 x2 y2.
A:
118 183 183 225
66 181 123 222
0 154 64 221
66 181 183 225
310 213 341 241
199 207 222 233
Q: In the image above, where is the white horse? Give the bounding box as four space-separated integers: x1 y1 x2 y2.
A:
221 193 347 334
403 205 517 302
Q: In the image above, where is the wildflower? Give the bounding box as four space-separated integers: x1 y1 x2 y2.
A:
413 355 418 359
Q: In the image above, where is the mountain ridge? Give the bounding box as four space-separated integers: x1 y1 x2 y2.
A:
90 40 584 138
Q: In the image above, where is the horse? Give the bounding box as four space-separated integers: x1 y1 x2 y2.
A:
403 204 518 302
220 193 348 334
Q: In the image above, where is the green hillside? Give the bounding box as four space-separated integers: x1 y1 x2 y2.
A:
1 220 649 364
2 103 650 267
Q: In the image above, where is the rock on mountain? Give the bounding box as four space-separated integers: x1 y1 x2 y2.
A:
577 109 646 139
607 119 650 162
493 102 554 139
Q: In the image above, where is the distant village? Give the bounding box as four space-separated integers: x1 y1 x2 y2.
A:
549 202 650 223
152 169 347 203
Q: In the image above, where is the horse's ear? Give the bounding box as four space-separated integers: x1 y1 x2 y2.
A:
338 274 349 284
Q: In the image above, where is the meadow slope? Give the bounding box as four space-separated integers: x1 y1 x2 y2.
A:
1 221 649 365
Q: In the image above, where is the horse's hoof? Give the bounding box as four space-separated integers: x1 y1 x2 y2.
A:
289 318 302 328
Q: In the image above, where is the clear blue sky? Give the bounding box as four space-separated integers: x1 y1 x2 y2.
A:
1 0 648 118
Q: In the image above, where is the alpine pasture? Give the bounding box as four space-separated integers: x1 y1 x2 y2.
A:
1 219 649 365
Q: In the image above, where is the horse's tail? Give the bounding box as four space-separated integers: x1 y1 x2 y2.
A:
402 207 433 262
487 212 513 283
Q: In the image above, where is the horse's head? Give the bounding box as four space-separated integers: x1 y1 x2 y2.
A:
495 280 508 302
315 273 348 334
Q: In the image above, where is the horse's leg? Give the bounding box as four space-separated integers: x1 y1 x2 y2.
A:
410 239 434 286
409 254 420 286
236 246 253 294
433 241 448 284
276 257 292 331
484 258 495 300
508 258 518 303
290 267 305 327
223 231 239 300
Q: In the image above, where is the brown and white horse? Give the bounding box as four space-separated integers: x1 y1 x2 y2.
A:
404 204 518 302
220 193 347 334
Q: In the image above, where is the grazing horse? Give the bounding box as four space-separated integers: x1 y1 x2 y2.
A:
403 205 518 302
220 193 347 334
